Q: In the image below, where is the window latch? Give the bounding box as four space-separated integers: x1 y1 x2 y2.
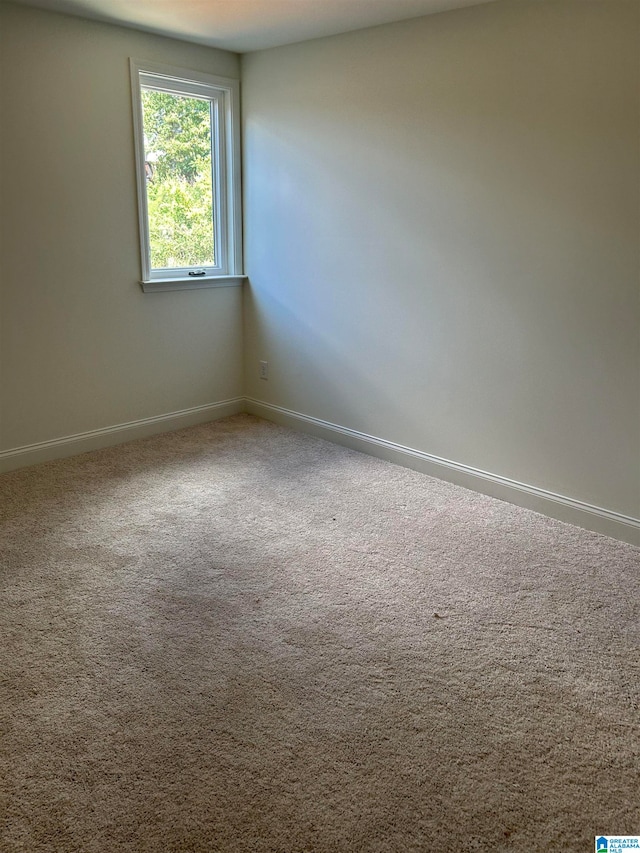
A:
188 270 207 277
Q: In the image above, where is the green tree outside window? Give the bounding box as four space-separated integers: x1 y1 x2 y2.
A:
141 89 215 269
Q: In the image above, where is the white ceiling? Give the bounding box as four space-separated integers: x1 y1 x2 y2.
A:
6 0 497 53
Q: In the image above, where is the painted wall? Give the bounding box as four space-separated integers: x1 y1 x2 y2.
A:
242 0 640 520
0 3 242 453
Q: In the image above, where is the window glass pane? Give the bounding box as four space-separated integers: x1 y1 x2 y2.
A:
141 88 215 269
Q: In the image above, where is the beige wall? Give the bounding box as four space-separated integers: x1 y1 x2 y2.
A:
242 0 640 521
0 3 242 452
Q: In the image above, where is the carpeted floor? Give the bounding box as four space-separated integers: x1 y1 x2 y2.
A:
1 414 638 852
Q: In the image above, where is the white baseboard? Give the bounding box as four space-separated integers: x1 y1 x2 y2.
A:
245 398 640 547
2 394 637 547
0 397 245 474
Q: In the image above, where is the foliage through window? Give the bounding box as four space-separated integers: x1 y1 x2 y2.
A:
143 90 215 269
130 61 242 288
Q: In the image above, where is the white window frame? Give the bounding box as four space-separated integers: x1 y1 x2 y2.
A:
130 59 244 292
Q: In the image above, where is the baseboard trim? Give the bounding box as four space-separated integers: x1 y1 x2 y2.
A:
2 395 637 546
245 398 640 547
0 397 245 474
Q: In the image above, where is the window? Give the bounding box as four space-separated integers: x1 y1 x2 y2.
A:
130 60 243 291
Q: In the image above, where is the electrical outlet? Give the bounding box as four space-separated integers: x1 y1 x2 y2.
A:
259 360 269 380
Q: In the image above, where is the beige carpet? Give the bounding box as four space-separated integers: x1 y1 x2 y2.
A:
1 414 638 852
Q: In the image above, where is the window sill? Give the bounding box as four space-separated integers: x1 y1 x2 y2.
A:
140 275 247 293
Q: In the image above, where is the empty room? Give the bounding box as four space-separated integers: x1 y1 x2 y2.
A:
0 0 638 851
